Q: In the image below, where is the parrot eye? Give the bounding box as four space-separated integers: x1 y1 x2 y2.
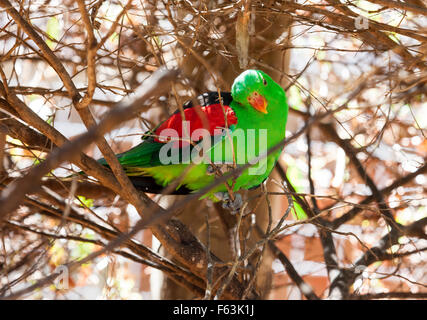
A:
262 78 267 86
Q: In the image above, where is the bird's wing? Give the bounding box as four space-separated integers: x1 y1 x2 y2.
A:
99 92 237 169
152 91 236 148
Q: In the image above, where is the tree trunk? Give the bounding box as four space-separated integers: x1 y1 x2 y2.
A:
154 2 293 299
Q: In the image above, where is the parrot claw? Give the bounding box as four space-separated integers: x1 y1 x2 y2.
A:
207 164 215 175
207 164 236 176
217 193 243 214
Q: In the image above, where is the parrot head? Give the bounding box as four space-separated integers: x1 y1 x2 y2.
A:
231 69 285 115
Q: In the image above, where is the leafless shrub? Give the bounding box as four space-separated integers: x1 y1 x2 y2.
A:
0 0 425 300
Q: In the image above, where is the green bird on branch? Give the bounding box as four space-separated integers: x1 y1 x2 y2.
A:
98 70 289 212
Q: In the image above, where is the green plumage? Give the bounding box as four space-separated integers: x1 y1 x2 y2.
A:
102 70 289 200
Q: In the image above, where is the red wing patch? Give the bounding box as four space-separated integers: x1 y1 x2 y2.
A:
154 104 237 148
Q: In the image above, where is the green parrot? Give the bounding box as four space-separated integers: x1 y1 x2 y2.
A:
99 70 289 210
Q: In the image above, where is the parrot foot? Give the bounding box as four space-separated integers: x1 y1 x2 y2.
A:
207 163 236 175
216 192 243 214
207 164 216 174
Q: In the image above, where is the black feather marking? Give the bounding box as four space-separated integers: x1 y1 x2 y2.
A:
128 176 192 195
140 92 233 141
180 91 233 111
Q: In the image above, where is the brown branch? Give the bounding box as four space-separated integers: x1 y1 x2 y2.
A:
75 0 97 109
331 161 427 228
329 216 427 298
367 0 427 15
0 80 121 197
319 122 399 231
1 66 249 299
268 1 426 69
96 1 132 50
305 129 343 297
0 0 81 103
265 233 320 300
0 128 5 174
350 291 427 300
0 0 150 225
3 86 117 107
1 183 209 297
0 107 53 152
40 179 116 200
5 220 207 299
0 67 177 219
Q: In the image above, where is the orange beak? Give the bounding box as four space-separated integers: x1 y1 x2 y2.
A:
247 92 268 114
